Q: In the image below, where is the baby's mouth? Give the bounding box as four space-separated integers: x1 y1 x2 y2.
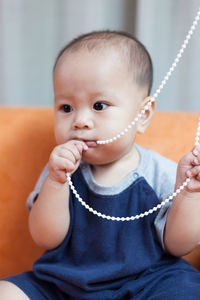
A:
84 140 97 147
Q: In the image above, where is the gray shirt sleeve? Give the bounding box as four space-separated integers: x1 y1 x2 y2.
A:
135 145 177 251
26 164 49 211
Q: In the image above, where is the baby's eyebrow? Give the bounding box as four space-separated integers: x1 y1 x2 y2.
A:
54 95 74 102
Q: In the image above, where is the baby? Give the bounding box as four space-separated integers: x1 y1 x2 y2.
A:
1 31 200 299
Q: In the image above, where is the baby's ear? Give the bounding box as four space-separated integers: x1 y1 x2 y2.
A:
137 96 155 134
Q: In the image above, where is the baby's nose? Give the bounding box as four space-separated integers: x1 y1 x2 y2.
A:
72 115 93 130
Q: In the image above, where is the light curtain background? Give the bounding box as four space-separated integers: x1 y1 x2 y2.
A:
0 0 199 111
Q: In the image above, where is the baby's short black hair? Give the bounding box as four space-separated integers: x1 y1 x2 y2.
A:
53 30 153 95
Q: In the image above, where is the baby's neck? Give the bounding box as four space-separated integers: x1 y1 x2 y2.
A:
91 145 140 186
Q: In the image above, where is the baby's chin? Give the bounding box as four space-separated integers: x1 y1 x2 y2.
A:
81 151 118 166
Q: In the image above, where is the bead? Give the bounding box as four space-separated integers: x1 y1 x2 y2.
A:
164 75 169 81
185 39 189 44
186 34 191 41
128 125 132 129
124 128 128 132
188 30 193 36
160 82 165 88
150 96 155 102
156 88 161 94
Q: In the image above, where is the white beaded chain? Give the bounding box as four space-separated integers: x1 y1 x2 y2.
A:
67 174 189 221
66 7 200 221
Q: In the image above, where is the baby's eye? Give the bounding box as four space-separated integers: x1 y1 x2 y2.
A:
61 105 73 113
93 102 108 111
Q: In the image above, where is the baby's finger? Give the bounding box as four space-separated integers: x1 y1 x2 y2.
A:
192 145 200 156
50 155 75 172
73 141 88 152
59 141 87 162
57 147 77 164
191 145 200 165
67 142 87 161
186 165 200 179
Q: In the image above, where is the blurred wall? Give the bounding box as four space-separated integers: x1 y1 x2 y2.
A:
0 0 136 107
0 0 199 111
136 0 200 111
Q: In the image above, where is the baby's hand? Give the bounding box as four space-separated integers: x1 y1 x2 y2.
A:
48 140 88 183
176 145 200 193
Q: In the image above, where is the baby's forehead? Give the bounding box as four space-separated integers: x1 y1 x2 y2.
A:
56 44 126 69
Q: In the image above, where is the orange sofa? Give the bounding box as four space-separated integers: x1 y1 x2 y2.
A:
0 107 200 279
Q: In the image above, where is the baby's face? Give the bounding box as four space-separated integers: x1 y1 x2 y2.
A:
53 48 145 165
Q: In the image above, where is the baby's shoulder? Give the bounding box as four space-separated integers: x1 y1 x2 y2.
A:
136 144 177 173
136 145 177 198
